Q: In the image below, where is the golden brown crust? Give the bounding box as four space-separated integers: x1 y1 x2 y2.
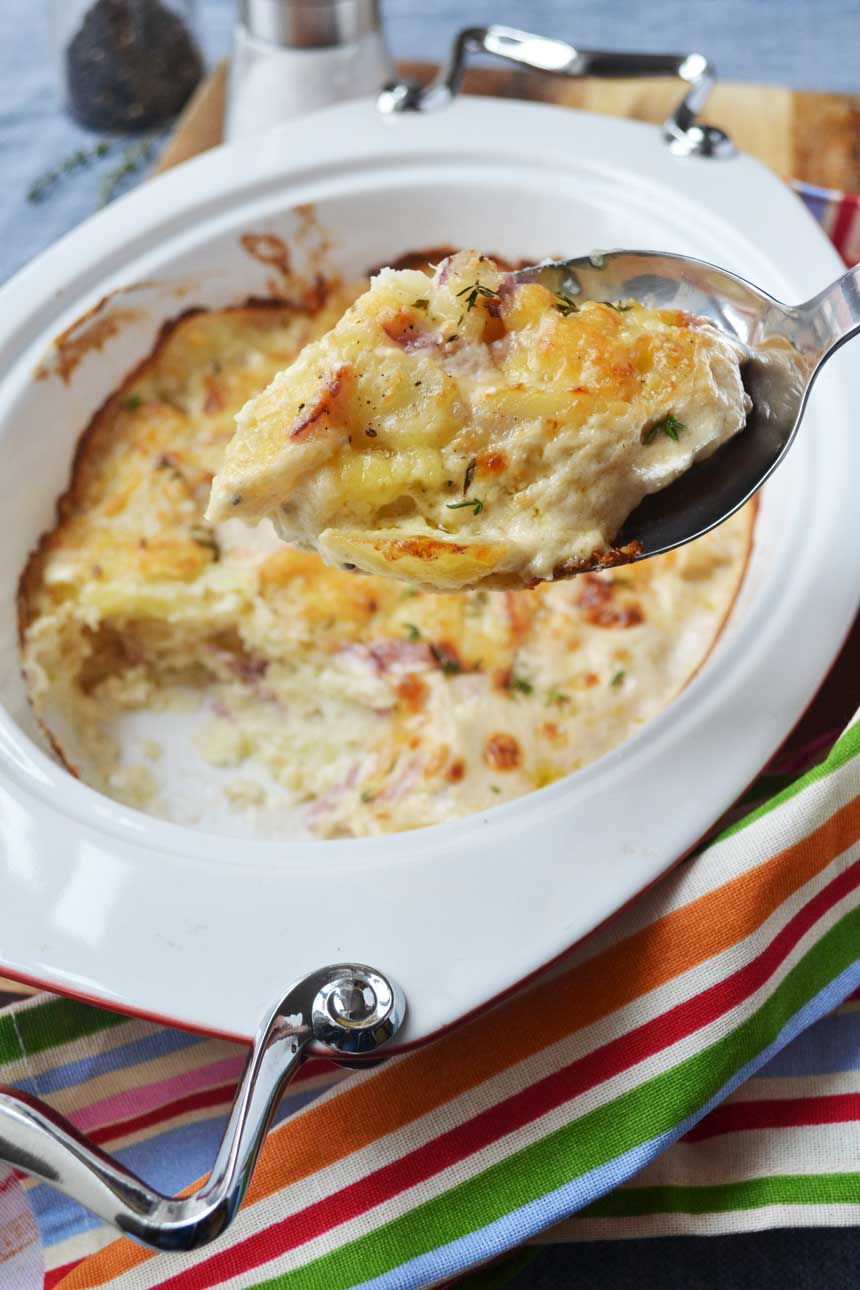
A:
320 528 516 591
17 297 329 642
484 732 522 771
211 251 749 594
549 541 644 583
19 306 205 641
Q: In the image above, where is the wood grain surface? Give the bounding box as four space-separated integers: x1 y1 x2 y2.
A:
156 60 860 190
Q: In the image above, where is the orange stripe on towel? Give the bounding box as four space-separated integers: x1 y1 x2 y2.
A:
60 795 860 1290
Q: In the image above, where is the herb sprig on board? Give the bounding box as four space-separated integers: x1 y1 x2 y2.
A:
28 136 159 209
28 141 112 203
99 138 156 207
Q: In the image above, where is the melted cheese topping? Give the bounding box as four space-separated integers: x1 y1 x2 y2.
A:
208 251 751 591
19 270 754 839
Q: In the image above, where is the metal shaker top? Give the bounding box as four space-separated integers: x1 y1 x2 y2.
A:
238 0 384 49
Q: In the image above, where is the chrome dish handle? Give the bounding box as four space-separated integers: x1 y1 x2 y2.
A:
379 24 733 158
0 964 405 1252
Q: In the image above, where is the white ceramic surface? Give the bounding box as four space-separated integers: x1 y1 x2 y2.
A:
0 96 858 1047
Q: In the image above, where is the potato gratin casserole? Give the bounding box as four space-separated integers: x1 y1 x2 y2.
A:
19 254 754 838
209 251 750 591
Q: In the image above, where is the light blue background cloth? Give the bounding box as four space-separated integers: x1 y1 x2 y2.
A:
1 0 858 284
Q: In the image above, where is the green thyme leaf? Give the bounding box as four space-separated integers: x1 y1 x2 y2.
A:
28 141 112 204
412 298 429 310
189 523 221 561
610 669 626 687
122 393 142 411
404 623 422 640
155 454 186 485
446 498 484 516
510 674 533 696
553 291 580 317
430 643 461 675
644 412 686 445
455 281 499 312
546 687 570 707
99 137 156 208
606 300 633 312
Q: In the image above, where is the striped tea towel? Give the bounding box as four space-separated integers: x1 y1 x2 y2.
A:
0 713 858 1289
0 180 857 1290
793 180 860 267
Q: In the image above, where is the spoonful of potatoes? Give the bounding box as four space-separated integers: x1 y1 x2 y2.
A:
207 249 858 591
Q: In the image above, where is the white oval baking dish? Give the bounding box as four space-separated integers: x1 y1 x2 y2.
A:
0 92 858 1050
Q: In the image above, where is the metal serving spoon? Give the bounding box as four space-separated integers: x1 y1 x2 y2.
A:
513 252 860 565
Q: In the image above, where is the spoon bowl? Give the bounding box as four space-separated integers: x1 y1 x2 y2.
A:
513 252 860 564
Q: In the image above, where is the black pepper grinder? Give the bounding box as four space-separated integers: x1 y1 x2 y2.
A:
51 0 204 132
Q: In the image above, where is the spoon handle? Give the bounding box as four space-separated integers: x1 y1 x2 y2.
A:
797 264 860 365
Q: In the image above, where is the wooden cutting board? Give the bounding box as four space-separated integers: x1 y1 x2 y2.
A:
2 64 857 1002
156 60 860 191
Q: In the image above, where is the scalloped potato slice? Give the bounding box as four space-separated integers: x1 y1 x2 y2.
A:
208 251 751 591
319 528 520 590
